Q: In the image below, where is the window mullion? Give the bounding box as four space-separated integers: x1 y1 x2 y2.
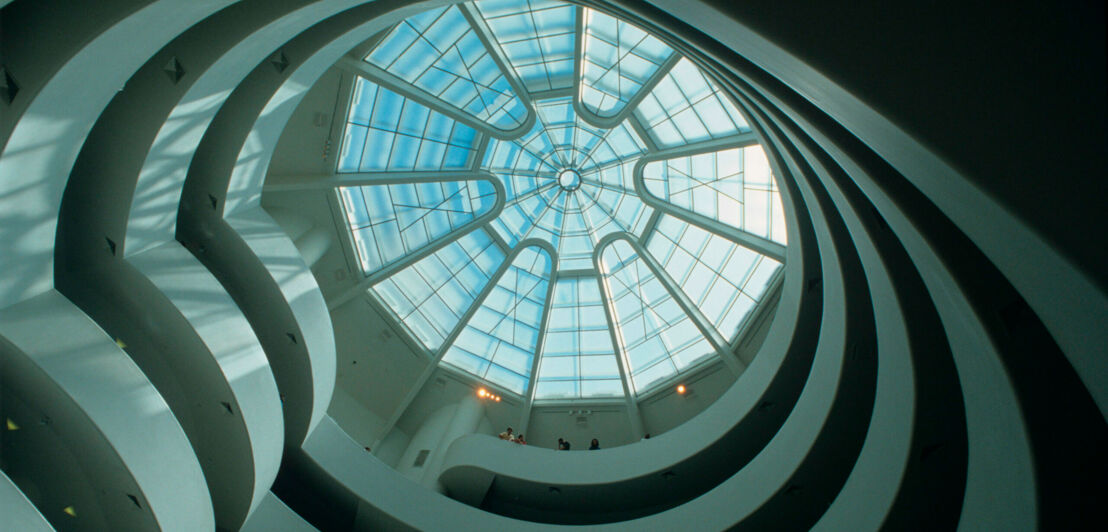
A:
519 257 560 435
626 113 660 153
623 236 746 376
326 174 506 310
458 3 535 111
631 140 787 261
470 133 490 171
337 58 528 141
431 242 522 364
591 243 645 437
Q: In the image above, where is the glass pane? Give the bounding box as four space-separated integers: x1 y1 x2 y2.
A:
365 5 528 131
647 215 781 341
338 180 497 275
440 246 553 394
642 145 787 244
372 229 505 351
535 276 624 400
339 78 479 173
599 239 717 394
580 10 675 120
475 0 576 92
633 57 751 148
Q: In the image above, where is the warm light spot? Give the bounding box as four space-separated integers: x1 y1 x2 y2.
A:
676 384 687 394
477 388 487 398
494 396 501 402
5 418 18 430
115 338 127 349
63 506 76 517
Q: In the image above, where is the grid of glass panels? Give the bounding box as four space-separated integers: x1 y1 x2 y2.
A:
489 182 559 248
634 58 750 148
531 97 646 169
549 191 600 270
474 0 576 92
647 215 782 341
339 180 497 274
339 78 479 173
580 8 674 118
365 5 528 131
484 97 649 268
600 239 716 393
441 246 552 394
348 0 787 401
535 277 624 399
584 180 653 229
483 131 558 203
642 146 787 244
373 229 505 350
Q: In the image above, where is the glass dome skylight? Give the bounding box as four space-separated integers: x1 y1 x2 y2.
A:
337 0 788 401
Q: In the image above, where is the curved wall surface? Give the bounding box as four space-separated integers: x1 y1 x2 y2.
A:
0 0 1104 531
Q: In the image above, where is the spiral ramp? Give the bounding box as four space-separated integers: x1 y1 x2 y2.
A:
0 1 1103 530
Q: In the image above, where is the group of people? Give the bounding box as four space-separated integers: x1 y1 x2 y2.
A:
558 437 601 450
497 427 527 445
497 428 602 450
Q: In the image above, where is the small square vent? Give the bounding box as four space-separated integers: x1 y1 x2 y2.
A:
576 416 588 424
413 449 430 467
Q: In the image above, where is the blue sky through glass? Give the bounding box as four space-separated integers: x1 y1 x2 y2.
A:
580 8 673 118
337 0 787 400
339 78 479 172
536 276 624 399
340 180 497 274
475 0 576 92
441 246 552 393
366 5 528 131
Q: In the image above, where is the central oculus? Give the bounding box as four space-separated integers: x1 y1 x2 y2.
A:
557 169 581 191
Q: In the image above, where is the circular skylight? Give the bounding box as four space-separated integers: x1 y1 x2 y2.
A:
557 169 581 191
335 0 789 402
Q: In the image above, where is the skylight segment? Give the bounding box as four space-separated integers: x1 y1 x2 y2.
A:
474 0 576 92
339 78 479 172
482 124 558 203
490 183 557 247
530 97 646 172
533 97 601 168
536 277 624 399
579 179 653 236
554 192 597 270
373 229 506 350
586 122 646 170
643 145 787 244
634 58 750 148
580 9 674 118
365 5 528 131
647 215 781 342
441 246 553 394
339 180 496 275
600 239 716 393
589 159 636 192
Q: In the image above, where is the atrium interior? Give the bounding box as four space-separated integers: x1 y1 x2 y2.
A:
0 0 1104 530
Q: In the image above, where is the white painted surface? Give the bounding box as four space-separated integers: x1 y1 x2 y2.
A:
229 207 337 441
240 492 318 532
129 243 283 520
0 470 54 532
125 0 376 257
0 0 232 308
0 291 214 531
